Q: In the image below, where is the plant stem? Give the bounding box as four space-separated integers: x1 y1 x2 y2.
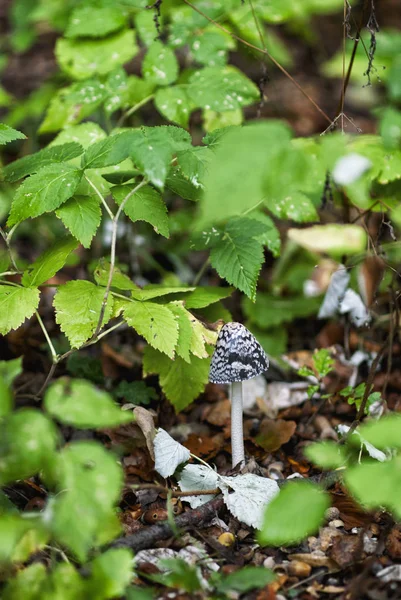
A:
117 95 155 128
85 176 115 220
35 311 58 361
230 381 244 468
0 225 20 273
192 256 210 286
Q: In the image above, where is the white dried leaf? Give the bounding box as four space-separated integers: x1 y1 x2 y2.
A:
318 265 350 319
178 464 219 508
332 153 372 185
154 428 190 478
218 473 279 529
339 289 371 327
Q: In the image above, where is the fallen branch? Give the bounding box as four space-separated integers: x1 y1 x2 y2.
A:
111 496 225 552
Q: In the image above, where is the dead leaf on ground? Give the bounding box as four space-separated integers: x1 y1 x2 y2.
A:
328 534 363 568
203 398 231 427
183 433 223 458
253 418 297 452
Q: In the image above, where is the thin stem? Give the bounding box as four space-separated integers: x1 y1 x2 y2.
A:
0 271 18 278
36 363 58 399
93 179 148 339
85 176 114 220
117 95 155 128
183 0 332 125
0 225 20 272
192 257 210 286
230 381 244 468
35 311 58 361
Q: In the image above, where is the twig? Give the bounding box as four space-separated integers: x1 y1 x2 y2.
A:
35 311 58 361
130 483 220 497
93 179 148 339
117 95 155 128
110 496 225 552
85 176 114 220
182 0 332 125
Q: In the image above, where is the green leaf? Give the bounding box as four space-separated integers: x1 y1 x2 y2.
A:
66 6 127 39
45 441 123 561
50 122 106 149
247 211 281 257
44 378 135 429
199 121 292 226
86 549 133 598
356 414 401 450
210 218 265 300
143 346 210 412
0 377 12 418
114 380 157 405
142 41 178 86
380 107 401 150
217 566 275 594
0 285 40 335
176 146 212 190
0 409 58 485
203 108 243 132
2 142 84 182
0 356 23 387
67 353 104 385
304 441 347 469
111 184 169 237
56 29 138 80
120 299 178 358
94 259 137 291
21 237 78 287
54 281 114 348
288 225 367 256
2 562 47 599
81 133 132 169
129 285 194 301
56 195 102 248
135 9 159 46
0 124 26 144
183 286 234 309
154 86 192 128
166 167 201 201
344 457 401 519
8 164 82 227
190 31 234 66
188 66 259 111
267 192 318 222
258 481 330 546
243 292 320 328
168 302 193 362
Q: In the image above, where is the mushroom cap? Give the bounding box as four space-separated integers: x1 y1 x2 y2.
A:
209 322 269 384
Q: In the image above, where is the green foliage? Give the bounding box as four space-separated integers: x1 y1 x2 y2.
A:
259 481 330 546
339 383 381 414
21 237 78 287
0 123 26 144
111 183 169 237
114 380 157 405
304 440 347 469
216 566 275 594
0 285 40 335
142 41 179 86
56 195 102 248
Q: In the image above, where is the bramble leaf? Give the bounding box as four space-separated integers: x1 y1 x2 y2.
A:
8 164 82 226
66 6 126 39
142 41 178 86
111 184 169 237
0 285 40 335
0 124 26 145
53 281 114 348
22 237 78 287
2 142 84 182
56 195 102 248
188 66 259 111
155 86 193 128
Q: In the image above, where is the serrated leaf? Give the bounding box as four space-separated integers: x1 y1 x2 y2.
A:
50 123 106 149
66 6 126 39
129 285 194 301
0 285 40 335
0 409 58 485
188 66 259 111
258 481 330 546
56 29 138 80
154 428 191 477
0 124 26 145
166 167 201 201
54 281 114 348
44 378 135 429
2 142 84 182
168 302 193 362
288 225 367 256
247 211 281 257
176 146 212 189
142 41 178 86
155 86 192 128
178 464 219 508
45 441 123 561
81 133 132 169
120 299 178 358
7 164 82 227
94 259 137 291
56 195 102 248
111 184 169 237
210 218 265 300
22 237 78 287
143 346 210 412
219 474 279 529
183 286 234 309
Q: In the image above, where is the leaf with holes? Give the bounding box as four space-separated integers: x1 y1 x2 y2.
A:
0 285 40 335
7 164 82 226
120 299 178 358
111 184 169 237
53 281 114 348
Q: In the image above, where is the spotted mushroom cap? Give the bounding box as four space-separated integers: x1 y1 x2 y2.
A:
209 322 269 384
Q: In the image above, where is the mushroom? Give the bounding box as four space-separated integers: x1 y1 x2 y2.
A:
209 322 269 468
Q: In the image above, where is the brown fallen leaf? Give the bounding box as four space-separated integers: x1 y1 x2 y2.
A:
288 552 337 570
133 406 156 460
203 398 231 427
183 433 223 459
328 534 363 568
253 418 297 452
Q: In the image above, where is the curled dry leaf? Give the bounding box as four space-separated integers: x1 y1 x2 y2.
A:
133 406 156 460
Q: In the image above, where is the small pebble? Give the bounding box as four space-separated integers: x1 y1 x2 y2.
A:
329 519 345 528
218 532 235 547
263 556 275 569
325 507 340 521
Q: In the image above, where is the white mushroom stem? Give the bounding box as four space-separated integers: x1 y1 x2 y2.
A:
231 381 245 468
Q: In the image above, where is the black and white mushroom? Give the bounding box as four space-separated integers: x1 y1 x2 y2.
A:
209 322 269 468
